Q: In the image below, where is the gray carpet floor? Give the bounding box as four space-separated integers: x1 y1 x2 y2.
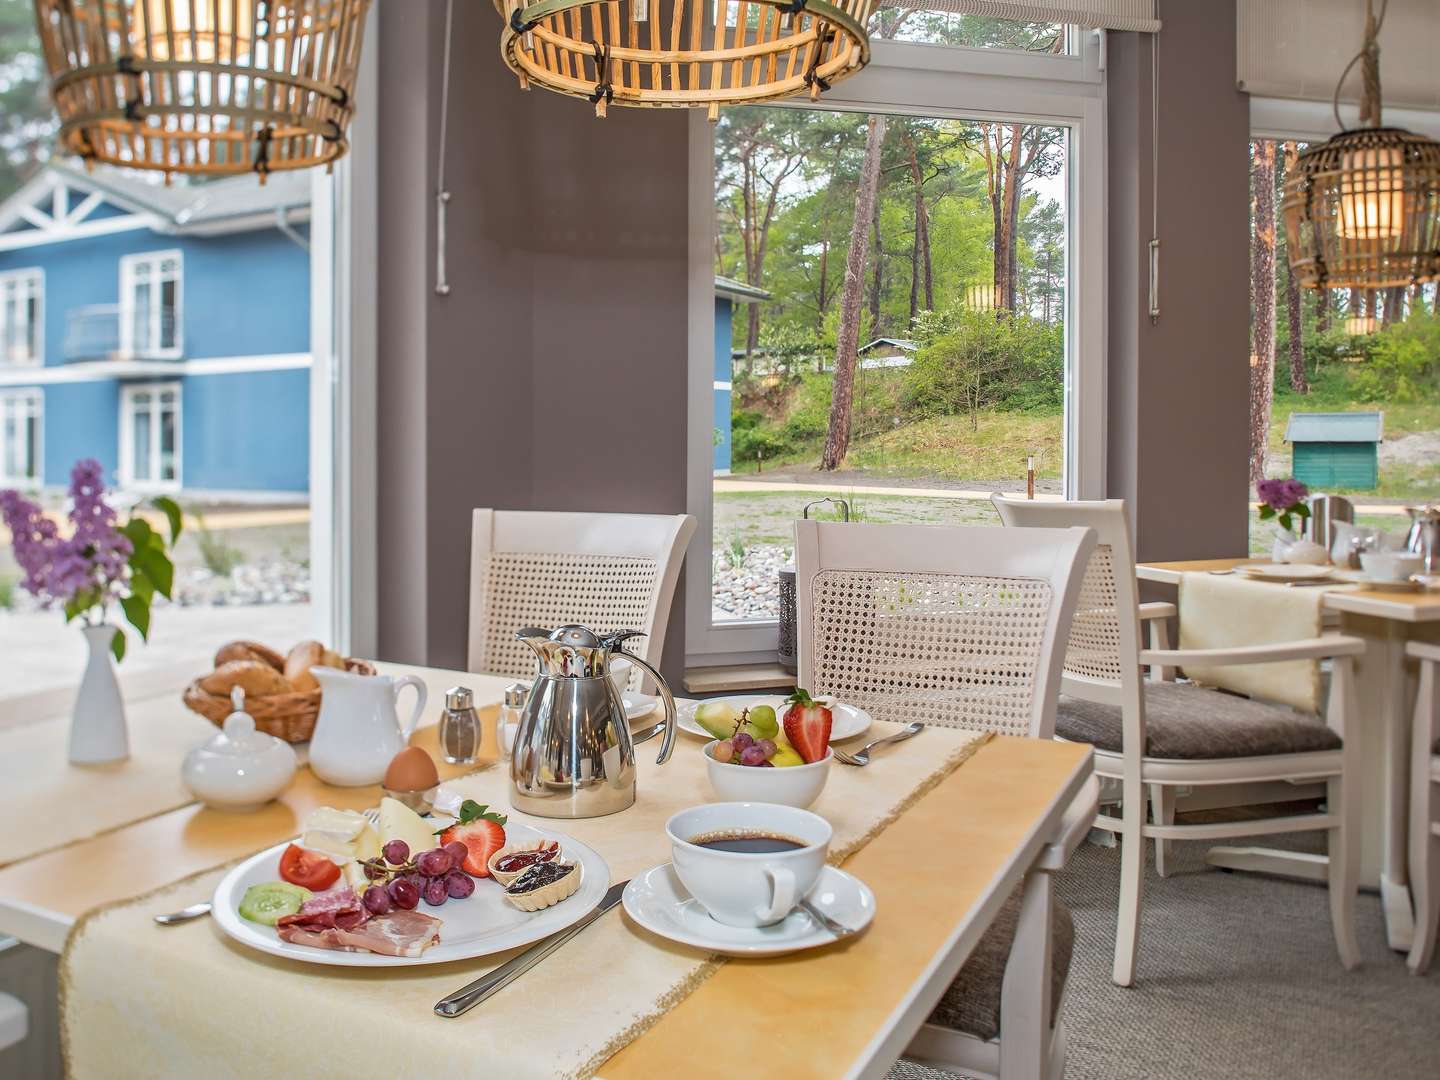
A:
889 832 1440 1080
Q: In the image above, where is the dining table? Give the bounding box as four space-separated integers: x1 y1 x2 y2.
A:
1137 557 1440 953
0 661 1092 1079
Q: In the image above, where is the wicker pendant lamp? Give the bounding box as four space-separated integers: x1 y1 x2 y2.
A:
33 0 371 181
1281 0 1440 290
493 0 875 119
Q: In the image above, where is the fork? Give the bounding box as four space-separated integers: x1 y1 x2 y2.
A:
832 722 924 766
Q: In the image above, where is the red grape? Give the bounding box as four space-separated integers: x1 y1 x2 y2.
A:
445 870 475 899
739 746 766 767
382 839 410 865
416 848 454 877
732 732 755 752
363 885 393 915
422 877 449 906
388 878 420 910
711 740 735 764
756 739 777 759
443 840 468 864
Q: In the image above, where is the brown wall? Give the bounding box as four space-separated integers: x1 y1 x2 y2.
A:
376 0 690 678
1107 0 1254 562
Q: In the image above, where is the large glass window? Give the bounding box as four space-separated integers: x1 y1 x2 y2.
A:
120 251 182 358
1246 137 1439 555
0 388 41 486
0 268 43 365
120 382 181 491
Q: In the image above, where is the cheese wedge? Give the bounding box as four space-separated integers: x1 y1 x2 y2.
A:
378 796 439 859
300 807 370 863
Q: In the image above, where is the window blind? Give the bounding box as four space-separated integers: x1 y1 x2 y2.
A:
880 0 1160 33
1237 0 1440 112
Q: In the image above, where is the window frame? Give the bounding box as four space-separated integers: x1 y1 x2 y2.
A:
684 31 1108 666
118 380 183 493
0 387 43 488
0 267 44 368
119 250 184 360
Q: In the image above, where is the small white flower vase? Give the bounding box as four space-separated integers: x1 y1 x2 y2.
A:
1272 527 1299 563
69 624 129 765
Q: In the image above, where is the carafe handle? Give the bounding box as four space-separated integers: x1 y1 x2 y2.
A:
624 653 677 765
392 675 428 742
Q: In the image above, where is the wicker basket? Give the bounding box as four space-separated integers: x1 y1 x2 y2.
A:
182 659 377 744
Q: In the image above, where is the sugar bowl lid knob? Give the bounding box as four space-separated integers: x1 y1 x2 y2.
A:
222 686 257 742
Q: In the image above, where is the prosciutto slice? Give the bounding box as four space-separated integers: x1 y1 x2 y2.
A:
276 887 369 933
277 910 442 957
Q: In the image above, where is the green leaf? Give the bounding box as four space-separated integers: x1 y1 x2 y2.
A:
151 496 183 545
120 594 150 642
1292 503 1311 519
65 588 99 623
121 516 155 554
1257 505 1276 521
132 545 174 599
129 567 154 605
110 628 127 663
437 800 508 833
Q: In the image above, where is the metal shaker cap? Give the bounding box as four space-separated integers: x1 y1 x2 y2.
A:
445 686 474 711
504 683 528 708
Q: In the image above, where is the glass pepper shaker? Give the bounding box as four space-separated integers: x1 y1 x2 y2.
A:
439 686 481 765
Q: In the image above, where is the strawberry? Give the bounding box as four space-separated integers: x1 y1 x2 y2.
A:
438 800 508 877
782 688 833 764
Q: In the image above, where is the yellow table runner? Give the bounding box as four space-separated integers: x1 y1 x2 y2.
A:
62 724 986 1080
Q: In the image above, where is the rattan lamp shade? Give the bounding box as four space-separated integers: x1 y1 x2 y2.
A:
1282 126 1440 290
34 0 371 180
493 0 875 118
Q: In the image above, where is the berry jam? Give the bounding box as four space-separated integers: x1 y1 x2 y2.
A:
494 845 559 875
507 861 575 894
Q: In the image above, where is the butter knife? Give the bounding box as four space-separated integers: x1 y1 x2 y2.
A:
434 880 629 1018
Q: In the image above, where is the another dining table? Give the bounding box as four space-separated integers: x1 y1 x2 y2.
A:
0 662 1092 1079
1137 557 1440 952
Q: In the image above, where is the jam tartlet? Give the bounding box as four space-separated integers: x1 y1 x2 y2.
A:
503 860 580 912
487 839 562 887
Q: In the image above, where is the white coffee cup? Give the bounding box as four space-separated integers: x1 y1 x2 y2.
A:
1360 551 1424 582
666 802 831 928
608 657 633 700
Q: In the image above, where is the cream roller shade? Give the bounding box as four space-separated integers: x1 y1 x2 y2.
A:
880 0 1160 33
1238 0 1440 111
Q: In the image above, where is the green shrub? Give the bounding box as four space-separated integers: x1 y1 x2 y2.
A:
903 308 1063 425
1353 310 1440 403
781 371 835 441
0 573 14 611
194 513 244 578
733 423 789 464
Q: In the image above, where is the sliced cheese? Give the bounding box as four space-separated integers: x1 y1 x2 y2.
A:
342 859 372 897
300 807 370 862
378 796 439 859
354 821 381 862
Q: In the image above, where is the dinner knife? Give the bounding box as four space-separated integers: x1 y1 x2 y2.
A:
434 879 629 1018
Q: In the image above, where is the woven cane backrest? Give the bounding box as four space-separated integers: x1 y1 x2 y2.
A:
1064 543 1126 685
468 510 696 681
809 569 1056 737
795 520 1095 739
472 551 661 680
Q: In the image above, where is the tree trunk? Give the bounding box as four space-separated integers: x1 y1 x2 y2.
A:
1281 146 1308 394
822 114 886 471
1383 284 1405 326
1249 141 1277 487
867 193 883 338
902 129 932 321
1316 287 1329 334
816 236 830 339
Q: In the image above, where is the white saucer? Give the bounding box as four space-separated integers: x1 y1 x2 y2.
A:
623 691 659 722
622 863 875 956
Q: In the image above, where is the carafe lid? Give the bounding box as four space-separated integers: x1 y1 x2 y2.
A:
516 624 642 678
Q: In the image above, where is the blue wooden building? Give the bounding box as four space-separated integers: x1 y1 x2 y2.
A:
712 275 771 475
1284 411 1384 491
0 163 311 500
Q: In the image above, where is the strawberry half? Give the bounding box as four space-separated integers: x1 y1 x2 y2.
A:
782 688 833 764
438 800 508 877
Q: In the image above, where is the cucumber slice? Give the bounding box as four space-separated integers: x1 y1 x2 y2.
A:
238 881 312 926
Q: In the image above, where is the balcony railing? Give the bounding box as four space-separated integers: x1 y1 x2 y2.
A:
64 305 180 363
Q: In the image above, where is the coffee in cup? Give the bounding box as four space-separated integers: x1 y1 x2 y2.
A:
666 802 831 928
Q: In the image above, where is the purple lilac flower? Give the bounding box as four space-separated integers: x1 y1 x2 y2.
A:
1280 478 1309 508
0 489 62 598
1256 478 1289 511
67 458 131 585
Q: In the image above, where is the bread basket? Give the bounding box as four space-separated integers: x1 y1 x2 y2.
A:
182 659 377 743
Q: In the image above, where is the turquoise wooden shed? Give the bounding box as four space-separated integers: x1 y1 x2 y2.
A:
1284 411 1384 490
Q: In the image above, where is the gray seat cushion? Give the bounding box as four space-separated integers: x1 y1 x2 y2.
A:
1057 681 1341 760
926 888 1073 1042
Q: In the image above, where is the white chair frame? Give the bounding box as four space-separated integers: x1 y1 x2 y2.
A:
467 509 695 680
993 496 1362 987
1408 640 1440 975
794 519 1097 1080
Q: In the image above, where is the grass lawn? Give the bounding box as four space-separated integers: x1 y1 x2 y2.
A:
730 409 1064 482
715 489 1002 549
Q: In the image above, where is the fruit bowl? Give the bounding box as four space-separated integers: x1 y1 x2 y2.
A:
702 741 832 809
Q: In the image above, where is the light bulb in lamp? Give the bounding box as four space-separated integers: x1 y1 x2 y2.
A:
1336 144 1404 240
1345 314 1378 336
133 0 254 63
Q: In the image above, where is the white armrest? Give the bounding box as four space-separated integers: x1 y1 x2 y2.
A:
1409 641 1440 664
1035 775 1100 871
1138 601 1177 621
1141 634 1366 669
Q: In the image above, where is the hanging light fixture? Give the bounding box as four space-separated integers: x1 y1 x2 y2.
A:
1282 0 1440 290
33 1 371 181
963 282 997 312
493 0 874 119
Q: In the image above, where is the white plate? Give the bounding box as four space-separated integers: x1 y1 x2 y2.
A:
622 863 875 956
676 695 872 742
623 691 659 722
212 823 609 967
1238 563 1334 582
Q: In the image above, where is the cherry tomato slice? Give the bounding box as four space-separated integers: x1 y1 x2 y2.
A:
278 843 341 890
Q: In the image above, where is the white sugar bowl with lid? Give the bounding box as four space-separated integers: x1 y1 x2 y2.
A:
182 688 298 811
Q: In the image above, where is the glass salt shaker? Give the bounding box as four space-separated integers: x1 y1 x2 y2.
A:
499 683 527 761
439 686 481 765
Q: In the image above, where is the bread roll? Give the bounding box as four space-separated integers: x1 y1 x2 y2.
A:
319 647 345 671
285 640 326 693
200 660 293 698
214 640 285 671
